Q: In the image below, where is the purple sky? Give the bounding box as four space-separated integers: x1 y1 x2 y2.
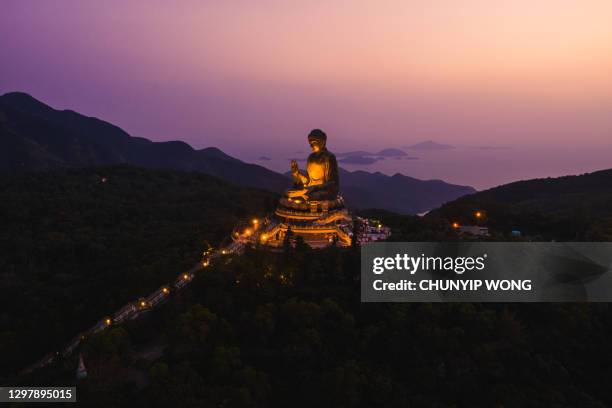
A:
1 1 611 188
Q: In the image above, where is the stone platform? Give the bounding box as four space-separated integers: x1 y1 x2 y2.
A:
262 196 353 249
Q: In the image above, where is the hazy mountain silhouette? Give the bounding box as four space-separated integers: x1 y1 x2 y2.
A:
0 92 475 213
339 169 475 214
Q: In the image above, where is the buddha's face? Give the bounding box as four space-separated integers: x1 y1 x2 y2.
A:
308 138 325 153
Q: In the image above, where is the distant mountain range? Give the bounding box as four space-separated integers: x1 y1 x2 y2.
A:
0 92 475 214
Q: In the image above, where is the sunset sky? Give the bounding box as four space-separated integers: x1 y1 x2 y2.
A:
1 1 611 188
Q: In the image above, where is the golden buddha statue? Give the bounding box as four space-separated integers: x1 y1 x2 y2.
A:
286 129 339 201
255 128 353 248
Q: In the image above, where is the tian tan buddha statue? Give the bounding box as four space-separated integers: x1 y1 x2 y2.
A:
264 129 352 248
286 129 339 201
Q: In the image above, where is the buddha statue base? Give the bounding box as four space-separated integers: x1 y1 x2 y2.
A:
261 195 353 249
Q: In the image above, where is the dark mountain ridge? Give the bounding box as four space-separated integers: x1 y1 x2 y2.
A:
431 169 612 239
0 92 475 213
0 92 288 192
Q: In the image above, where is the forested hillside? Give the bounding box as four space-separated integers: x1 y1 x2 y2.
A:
430 169 612 240
0 166 275 376
20 245 612 408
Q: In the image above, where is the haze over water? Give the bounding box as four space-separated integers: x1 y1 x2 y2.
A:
2 1 611 189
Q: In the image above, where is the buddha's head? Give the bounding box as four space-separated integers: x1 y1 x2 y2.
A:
308 129 327 153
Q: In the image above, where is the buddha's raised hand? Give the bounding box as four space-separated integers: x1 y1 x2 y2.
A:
290 160 299 174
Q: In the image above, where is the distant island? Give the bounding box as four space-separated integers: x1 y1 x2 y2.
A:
377 148 409 157
406 140 456 150
339 156 383 165
469 145 512 150
338 148 414 158
336 148 417 165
